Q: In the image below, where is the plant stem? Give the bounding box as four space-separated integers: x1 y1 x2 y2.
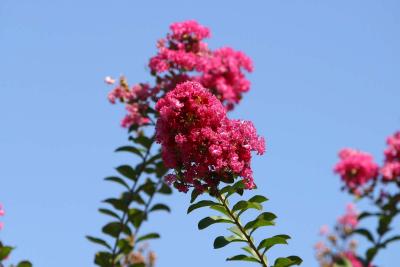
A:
132 177 164 251
216 190 268 267
111 139 155 266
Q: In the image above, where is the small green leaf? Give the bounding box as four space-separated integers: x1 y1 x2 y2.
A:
232 200 262 214
158 183 172 195
0 246 13 260
188 200 220 214
86 236 112 249
248 195 268 204
352 228 374 243
383 235 400 246
115 146 144 158
244 212 276 231
226 254 260 263
214 236 245 249
136 233 160 243
273 256 303 267
103 198 128 211
104 176 129 189
366 247 378 263
98 208 120 220
102 222 130 238
190 189 201 203
17 262 33 267
116 165 137 181
257 235 290 251
198 216 234 230
150 203 171 213
94 251 112 266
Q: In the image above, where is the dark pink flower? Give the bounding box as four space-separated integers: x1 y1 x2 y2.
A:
384 131 400 163
334 148 378 193
381 162 400 181
155 81 265 192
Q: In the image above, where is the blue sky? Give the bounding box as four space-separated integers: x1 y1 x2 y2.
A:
1 0 399 266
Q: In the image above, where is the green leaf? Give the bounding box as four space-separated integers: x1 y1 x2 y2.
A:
158 182 172 195
248 195 269 204
214 236 246 249
150 203 171 213
137 179 156 196
133 135 153 149
210 204 231 217
228 226 246 239
94 251 112 266
383 235 400 246
17 262 33 267
198 216 234 230
244 212 277 231
366 247 378 263
0 246 13 260
102 222 130 238
232 200 262 214
136 233 160 243
190 189 201 203
103 198 128 211
226 254 260 263
358 211 379 221
116 165 137 181
86 236 111 249
257 235 290 251
377 215 392 236
98 208 120 220
115 145 144 158
131 264 146 267
352 228 374 243
128 209 144 228
188 200 220 214
273 256 303 267
104 176 130 189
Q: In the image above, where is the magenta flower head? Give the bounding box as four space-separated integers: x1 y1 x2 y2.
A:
334 148 379 195
198 47 253 110
337 203 358 230
0 203 4 230
381 131 400 182
155 81 265 193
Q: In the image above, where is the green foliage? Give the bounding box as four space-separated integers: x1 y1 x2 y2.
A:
89 133 173 266
188 180 302 266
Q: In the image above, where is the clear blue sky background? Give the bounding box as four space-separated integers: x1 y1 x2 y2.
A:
1 1 399 266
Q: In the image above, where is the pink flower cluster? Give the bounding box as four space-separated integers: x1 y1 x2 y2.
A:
338 203 358 230
155 81 265 193
107 77 154 128
381 131 400 181
198 47 253 110
0 203 4 230
148 20 253 110
334 148 378 194
107 20 254 130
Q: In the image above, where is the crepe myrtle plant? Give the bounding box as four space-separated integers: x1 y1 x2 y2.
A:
322 130 400 267
156 82 302 267
0 204 32 267
88 20 257 267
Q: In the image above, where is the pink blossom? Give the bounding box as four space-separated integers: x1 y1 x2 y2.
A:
384 131 400 163
381 162 400 181
169 20 210 42
198 47 253 110
334 148 378 193
319 225 330 235
338 203 358 229
104 76 116 85
0 204 4 231
155 81 265 192
164 174 177 186
343 252 364 267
